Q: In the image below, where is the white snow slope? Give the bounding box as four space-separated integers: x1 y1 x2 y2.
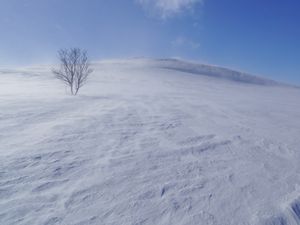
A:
1 58 300 225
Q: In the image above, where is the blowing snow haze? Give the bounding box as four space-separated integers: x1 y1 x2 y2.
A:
1 1 300 225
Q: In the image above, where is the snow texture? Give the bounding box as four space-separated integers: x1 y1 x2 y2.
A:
0 59 300 225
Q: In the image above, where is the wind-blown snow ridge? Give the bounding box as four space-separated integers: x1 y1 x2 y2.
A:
151 58 283 86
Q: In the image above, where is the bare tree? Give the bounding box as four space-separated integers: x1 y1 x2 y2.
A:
52 48 93 95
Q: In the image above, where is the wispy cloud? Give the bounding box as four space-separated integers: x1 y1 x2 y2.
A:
171 36 200 50
136 0 203 18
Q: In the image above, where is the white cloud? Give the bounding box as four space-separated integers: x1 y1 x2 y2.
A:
137 0 203 18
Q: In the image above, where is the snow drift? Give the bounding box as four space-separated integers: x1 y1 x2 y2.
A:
0 59 300 225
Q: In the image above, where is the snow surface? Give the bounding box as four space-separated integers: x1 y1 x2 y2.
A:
1 59 300 225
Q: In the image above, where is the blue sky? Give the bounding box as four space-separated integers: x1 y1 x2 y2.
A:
0 0 299 84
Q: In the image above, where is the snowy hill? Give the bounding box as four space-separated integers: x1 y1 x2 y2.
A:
1 59 300 225
141 58 281 86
